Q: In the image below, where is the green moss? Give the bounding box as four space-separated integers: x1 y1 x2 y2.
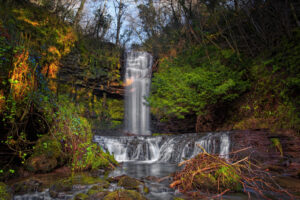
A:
143 186 149 194
70 175 109 186
117 176 143 191
152 133 173 136
25 135 64 172
0 182 12 200
215 166 242 191
74 193 89 200
32 136 62 159
270 138 283 157
50 175 109 198
103 190 147 200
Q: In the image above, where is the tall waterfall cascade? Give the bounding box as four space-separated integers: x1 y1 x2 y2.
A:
124 51 153 135
94 132 230 163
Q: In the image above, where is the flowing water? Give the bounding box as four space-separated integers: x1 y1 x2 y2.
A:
93 132 231 200
94 132 230 163
124 51 152 136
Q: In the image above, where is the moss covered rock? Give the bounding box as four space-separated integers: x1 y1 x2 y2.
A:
74 193 89 200
25 136 64 173
87 185 105 196
88 191 109 199
49 179 73 198
25 155 58 173
117 176 143 191
49 175 109 198
103 189 147 200
0 182 12 200
70 175 109 187
12 178 43 195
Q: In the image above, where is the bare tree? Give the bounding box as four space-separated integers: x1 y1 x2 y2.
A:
74 0 87 28
113 0 127 46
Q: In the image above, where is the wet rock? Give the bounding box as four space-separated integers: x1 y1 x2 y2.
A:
25 155 57 173
25 136 65 173
74 193 89 200
91 169 106 177
71 175 109 187
49 179 73 198
53 166 72 175
49 175 109 198
103 189 147 200
107 175 127 183
117 176 143 191
12 178 43 195
144 176 160 182
88 191 109 200
0 182 12 200
87 185 106 196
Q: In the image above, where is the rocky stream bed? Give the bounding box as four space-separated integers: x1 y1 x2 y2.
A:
3 130 300 200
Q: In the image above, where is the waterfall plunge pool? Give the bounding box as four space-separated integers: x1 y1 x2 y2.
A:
12 132 258 200
93 131 236 200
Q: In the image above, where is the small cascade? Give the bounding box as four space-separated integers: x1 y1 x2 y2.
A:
124 51 153 135
94 132 230 163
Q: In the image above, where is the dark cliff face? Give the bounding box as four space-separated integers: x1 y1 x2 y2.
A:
58 42 125 99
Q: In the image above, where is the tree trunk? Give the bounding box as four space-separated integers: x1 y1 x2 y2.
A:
115 0 123 46
73 0 86 28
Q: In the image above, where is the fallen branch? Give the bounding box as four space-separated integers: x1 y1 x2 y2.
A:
171 146 295 199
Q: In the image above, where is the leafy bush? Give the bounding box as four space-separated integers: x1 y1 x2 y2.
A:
150 46 249 120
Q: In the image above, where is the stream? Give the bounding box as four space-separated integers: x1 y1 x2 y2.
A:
12 131 235 200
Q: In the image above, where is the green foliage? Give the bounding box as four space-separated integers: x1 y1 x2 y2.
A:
150 46 249 120
215 166 242 191
0 1 119 176
270 138 283 157
47 95 117 171
77 38 121 84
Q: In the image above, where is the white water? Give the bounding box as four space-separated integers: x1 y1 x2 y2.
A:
94 132 230 163
124 51 153 135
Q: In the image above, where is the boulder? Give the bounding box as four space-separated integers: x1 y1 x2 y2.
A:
12 178 43 195
49 175 109 198
25 155 57 173
103 189 147 200
117 176 143 191
74 193 89 200
49 179 73 198
25 135 64 173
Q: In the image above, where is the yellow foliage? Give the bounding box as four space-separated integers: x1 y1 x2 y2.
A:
48 80 57 92
57 28 77 55
10 50 34 100
41 62 59 79
22 18 39 26
48 46 61 59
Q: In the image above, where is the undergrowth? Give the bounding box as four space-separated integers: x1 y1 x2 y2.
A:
0 1 118 178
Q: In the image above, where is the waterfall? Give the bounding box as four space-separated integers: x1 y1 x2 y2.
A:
124 51 153 135
94 132 230 163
